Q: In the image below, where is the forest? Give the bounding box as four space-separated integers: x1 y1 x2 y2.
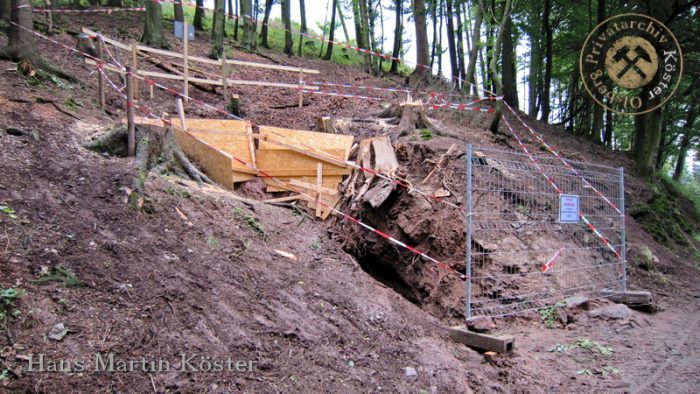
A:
0 0 699 392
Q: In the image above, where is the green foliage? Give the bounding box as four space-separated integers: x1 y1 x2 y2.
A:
165 187 191 199
206 234 220 249
549 338 614 356
539 306 558 329
63 97 83 111
0 287 25 326
233 207 266 239
0 205 17 219
419 128 433 141
32 266 82 287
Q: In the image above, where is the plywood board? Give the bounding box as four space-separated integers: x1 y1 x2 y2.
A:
256 149 351 177
232 171 255 184
258 126 354 159
172 128 234 189
173 118 256 174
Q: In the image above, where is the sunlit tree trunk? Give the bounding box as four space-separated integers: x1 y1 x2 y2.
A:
260 0 273 48
411 0 429 77
143 0 164 47
282 0 293 55
211 0 226 58
323 0 338 60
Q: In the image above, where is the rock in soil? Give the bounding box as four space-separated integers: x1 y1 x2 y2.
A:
467 316 496 333
589 304 632 320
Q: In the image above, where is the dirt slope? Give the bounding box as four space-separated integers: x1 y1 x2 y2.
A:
0 13 699 393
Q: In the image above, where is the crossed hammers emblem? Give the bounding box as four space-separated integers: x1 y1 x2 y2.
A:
612 44 653 79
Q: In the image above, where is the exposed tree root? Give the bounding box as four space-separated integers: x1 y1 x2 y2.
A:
0 49 81 85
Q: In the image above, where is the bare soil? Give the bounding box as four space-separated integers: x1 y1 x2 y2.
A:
0 13 699 393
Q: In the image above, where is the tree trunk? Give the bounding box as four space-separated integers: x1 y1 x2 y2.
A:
194 0 205 31
241 0 257 50
172 0 183 22
633 105 665 175
142 0 164 47
1 0 12 22
527 36 540 117
487 0 512 133
411 0 430 77
352 0 370 72
673 107 697 180
390 0 402 74
455 3 466 90
501 15 518 108
604 105 613 147
540 0 553 122
465 0 484 97
298 0 308 55
211 0 226 58
589 0 605 143
4 0 33 59
260 0 273 48
282 0 293 55
233 0 239 40
445 0 458 86
335 0 350 42
359 0 372 71
429 0 438 69
323 0 338 60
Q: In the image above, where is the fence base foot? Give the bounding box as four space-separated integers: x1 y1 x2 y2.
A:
449 325 515 353
603 289 653 311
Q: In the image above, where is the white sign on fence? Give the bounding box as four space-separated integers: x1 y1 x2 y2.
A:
174 21 195 41
559 194 580 223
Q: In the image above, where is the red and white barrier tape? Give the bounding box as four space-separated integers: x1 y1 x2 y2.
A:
31 7 145 13
12 21 467 281
501 115 621 259
307 81 412 94
539 247 564 273
302 88 383 102
503 102 622 215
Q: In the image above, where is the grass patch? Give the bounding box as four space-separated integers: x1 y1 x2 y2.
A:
0 205 17 219
234 207 266 239
0 287 24 325
549 338 614 356
32 266 82 287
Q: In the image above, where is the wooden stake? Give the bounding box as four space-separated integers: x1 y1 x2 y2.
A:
315 162 323 218
221 52 230 102
97 38 105 108
182 25 189 104
126 66 136 156
176 98 187 131
131 41 139 100
298 68 304 108
149 84 154 100
245 124 257 171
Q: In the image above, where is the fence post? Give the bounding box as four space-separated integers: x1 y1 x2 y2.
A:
183 25 189 104
222 52 230 103
298 68 304 108
619 166 627 292
96 37 105 108
131 41 139 100
126 66 136 157
466 144 473 320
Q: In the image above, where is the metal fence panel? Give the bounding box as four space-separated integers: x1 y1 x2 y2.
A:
466 145 626 319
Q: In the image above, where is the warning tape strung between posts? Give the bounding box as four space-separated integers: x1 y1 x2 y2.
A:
503 102 623 215
307 81 412 94
539 248 564 273
11 21 468 280
425 96 498 114
89 31 467 215
500 114 622 260
301 88 384 102
31 7 145 13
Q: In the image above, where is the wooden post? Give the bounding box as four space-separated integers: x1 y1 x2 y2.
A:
176 98 187 131
131 41 139 100
149 84 154 100
182 25 189 104
221 52 230 102
245 124 257 171
126 66 136 157
96 38 105 108
298 68 304 108
315 162 323 218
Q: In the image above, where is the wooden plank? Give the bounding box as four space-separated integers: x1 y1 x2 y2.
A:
258 126 354 159
315 162 322 217
263 194 303 203
81 28 130 51
172 128 234 189
289 179 338 196
176 118 256 174
245 124 257 171
176 99 187 131
130 116 165 127
449 326 515 353
232 171 255 184
131 41 139 100
182 24 189 104
256 149 350 177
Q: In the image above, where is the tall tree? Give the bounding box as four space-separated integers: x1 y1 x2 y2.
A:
233 0 239 40
445 0 458 85
194 0 205 31
298 0 308 55
673 105 697 180
211 0 226 58
487 0 512 133
241 0 257 49
1 0 11 22
352 0 371 72
143 0 165 47
455 2 466 88
501 14 518 107
260 0 274 49
281 0 293 55
465 0 484 97
1 0 33 59
589 0 606 142
412 0 430 77
389 0 403 74
335 1 350 42
323 0 338 60
540 0 553 122
174 0 184 23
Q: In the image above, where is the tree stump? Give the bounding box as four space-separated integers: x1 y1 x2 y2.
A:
377 99 461 140
227 94 242 117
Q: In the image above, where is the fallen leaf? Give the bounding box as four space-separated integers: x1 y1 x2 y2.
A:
274 249 298 261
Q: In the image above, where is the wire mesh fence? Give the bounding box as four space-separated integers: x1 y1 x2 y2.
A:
465 145 626 319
